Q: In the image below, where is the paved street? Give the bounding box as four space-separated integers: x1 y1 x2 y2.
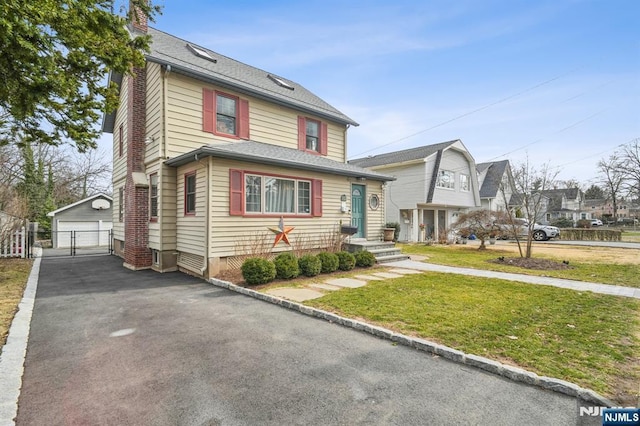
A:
16 255 583 425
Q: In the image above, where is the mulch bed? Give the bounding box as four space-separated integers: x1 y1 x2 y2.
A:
488 257 573 270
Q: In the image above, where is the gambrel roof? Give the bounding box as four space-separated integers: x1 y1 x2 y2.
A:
103 27 357 133
348 140 458 168
476 160 510 198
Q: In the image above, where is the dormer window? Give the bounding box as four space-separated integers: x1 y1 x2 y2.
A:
187 44 216 62
268 74 294 90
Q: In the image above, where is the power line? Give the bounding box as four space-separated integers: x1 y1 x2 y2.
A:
348 65 586 160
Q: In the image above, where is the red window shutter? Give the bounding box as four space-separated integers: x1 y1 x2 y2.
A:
312 179 322 217
238 99 250 139
297 116 306 150
203 88 215 133
320 122 328 155
229 169 244 215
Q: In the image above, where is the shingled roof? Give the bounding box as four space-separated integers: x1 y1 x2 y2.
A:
477 160 510 198
348 140 458 168
103 27 358 133
165 140 395 182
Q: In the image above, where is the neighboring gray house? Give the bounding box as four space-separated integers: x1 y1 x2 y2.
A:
47 194 113 248
538 188 587 225
476 160 516 212
350 140 480 242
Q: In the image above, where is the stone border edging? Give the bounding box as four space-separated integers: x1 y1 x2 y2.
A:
0 251 42 425
209 277 613 407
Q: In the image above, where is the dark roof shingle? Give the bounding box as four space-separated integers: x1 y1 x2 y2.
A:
146 27 358 126
477 160 509 198
165 141 395 181
348 140 458 168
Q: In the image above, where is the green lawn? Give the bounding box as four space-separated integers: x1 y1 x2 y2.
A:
399 244 640 288
306 272 640 403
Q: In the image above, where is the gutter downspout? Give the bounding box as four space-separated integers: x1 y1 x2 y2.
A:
343 124 350 163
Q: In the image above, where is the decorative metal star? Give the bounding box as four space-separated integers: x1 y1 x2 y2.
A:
268 217 294 247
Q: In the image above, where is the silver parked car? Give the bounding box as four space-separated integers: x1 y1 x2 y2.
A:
496 219 560 241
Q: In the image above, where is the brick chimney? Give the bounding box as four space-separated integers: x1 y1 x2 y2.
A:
130 0 148 33
123 0 151 270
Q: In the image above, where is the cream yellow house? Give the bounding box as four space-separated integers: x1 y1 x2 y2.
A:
102 16 394 278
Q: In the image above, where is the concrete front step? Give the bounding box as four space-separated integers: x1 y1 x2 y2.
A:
376 254 411 263
368 247 404 258
343 240 409 264
343 241 397 252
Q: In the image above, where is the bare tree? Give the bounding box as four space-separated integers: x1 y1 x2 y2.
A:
502 157 559 258
620 139 640 201
597 152 627 221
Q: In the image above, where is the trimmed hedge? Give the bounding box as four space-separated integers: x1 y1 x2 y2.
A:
299 254 322 277
561 228 622 241
241 257 276 285
355 250 376 267
336 251 356 271
317 252 339 273
273 252 299 279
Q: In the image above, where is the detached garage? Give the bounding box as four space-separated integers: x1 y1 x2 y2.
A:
47 194 113 249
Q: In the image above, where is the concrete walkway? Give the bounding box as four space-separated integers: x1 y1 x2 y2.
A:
388 259 640 299
265 269 422 301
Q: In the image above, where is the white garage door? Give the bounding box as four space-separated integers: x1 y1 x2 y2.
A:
56 221 113 248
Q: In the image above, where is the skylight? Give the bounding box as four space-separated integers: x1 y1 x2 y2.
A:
268 74 294 90
187 44 216 63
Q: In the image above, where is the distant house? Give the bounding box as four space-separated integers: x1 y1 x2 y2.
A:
47 194 113 248
350 140 480 242
476 160 516 212
102 9 394 278
538 188 587 225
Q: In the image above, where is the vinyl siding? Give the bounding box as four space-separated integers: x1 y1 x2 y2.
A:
112 178 125 241
176 163 206 258
206 158 384 258
144 62 163 161
431 150 477 207
378 163 427 209
164 73 347 162
112 77 129 185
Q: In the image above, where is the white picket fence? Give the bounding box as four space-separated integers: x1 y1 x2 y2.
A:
0 227 26 258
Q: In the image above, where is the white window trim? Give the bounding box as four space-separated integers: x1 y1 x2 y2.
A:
436 170 455 190
460 173 470 192
245 173 312 215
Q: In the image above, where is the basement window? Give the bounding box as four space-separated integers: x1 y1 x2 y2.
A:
267 74 294 90
187 44 217 63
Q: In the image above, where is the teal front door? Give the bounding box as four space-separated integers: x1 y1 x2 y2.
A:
351 184 365 238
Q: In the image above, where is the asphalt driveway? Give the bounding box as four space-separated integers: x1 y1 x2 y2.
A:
17 255 584 425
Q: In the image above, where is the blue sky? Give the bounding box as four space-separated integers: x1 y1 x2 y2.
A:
104 0 639 186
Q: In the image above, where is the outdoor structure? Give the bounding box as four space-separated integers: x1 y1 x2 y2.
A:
47 193 113 248
350 140 480 242
102 7 394 278
476 160 516 212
